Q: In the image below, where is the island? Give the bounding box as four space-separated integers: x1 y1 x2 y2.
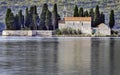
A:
2 3 118 37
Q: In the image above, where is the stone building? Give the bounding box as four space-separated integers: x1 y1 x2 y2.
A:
92 23 111 36
59 17 92 35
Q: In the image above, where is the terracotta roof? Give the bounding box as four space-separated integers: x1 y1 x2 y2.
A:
64 17 91 21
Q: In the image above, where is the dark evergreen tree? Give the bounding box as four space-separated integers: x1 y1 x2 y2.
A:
25 8 30 28
57 14 61 21
14 14 21 30
5 8 15 30
30 6 34 15
89 8 94 17
40 3 48 30
73 5 79 17
89 8 94 27
18 10 24 29
9 12 15 30
31 6 39 30
109 10 115 29
94 5 100 27
52 3 58 30
5 8 11 30
32 13 39 30
45 10 52 30
84 10 89 17
79 7 84 17
33 5 37 15
100 12 105 23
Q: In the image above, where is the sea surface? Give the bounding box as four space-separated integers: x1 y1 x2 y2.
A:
0 36 119 75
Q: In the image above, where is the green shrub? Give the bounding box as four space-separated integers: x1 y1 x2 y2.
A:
55 28 82 35
55 29 61 35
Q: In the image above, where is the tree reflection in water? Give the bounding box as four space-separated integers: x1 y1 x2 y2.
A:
0 37 119 75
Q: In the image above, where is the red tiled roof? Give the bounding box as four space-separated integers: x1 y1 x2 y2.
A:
64 17 91 21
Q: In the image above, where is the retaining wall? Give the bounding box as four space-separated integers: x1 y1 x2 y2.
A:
2 30 53 36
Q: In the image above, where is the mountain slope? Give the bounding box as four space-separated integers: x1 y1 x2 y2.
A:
0 0 120 27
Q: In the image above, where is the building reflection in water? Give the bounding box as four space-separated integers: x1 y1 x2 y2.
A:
0 37 120 75
58 38 91 75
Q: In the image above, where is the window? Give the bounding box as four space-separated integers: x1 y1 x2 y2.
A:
73 22 74 25
82 22 83 26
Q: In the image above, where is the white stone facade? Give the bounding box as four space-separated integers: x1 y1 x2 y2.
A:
93 23 111 36
59 17 92 35
2 30 53 36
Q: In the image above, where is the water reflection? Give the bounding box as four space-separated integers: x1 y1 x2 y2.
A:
109 38 120 75
58 38 91 75
0 38 59 75
0 37 119 75
91 38 111 75
91 38 120 75
3 41 38 75
38 38 59 75
109 38 115 75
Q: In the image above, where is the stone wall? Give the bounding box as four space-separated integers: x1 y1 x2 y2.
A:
2 30 53 36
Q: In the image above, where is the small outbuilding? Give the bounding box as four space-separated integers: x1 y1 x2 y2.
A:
92 23 111 36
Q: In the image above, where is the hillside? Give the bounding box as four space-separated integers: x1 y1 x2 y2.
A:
0 0 120 28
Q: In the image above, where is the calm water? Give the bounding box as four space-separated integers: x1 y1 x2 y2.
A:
0 37 119 75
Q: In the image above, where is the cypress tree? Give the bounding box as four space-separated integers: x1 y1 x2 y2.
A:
109 10 115 29
40 3 48 30
29 6 34 30
95 5 100 16
100 12 105 23
25 8 30 28
32 14 37 30
31 6 39 30
5 8 15 30
57 14 61 21
94 5 100 27
84 10 89 17
18 10 24 29
89 8 94 27
73 5 79 17
46 10 52 30
5 8 11 30
30 6 34 15
9 12 15 30
78 7 84 17
14 14 21 30
52 3 58 30
32 13 39 30
89 8 94 17
34 5 37 15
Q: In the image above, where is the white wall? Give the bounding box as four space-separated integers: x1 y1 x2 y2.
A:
98 25 111 35
81 22 91 34
59 21 92 35
2 30 53 36
59 23 66 29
